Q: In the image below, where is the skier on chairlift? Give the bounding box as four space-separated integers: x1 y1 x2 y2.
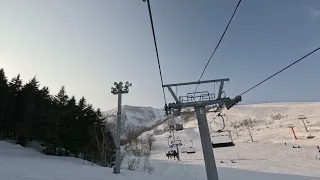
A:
173 150 177 160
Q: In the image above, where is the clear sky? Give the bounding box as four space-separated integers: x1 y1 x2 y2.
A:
1 0 320 111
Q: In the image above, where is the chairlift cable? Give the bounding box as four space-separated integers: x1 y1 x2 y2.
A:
194 0 243 93
145 0 167 104
204 46 320 137
207 47 320 129
240 46 320 96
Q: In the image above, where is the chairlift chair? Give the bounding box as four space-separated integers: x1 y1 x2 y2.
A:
186 147 196 154
165 146 180 160
173 139 182 146
211 131 235 148
165 146 174 155
173 109 181 117
175 123 184 131
210 113 234 148
185 140 196 154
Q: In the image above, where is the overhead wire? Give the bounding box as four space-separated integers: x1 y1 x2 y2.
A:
145 0 167 104
240 46 320 96
206 46 320 128
206 46 320 133
194 0 243 93
144 0 320 143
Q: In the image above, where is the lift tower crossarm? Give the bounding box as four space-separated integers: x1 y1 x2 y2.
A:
162 78 229 87
163 79 230 105
168 98 235 109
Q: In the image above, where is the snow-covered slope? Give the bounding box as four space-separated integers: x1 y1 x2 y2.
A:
0 140 318 180
103 105 165 138
139 102 320 178
2 102 318 180
0 141 168 180
183 102 320 145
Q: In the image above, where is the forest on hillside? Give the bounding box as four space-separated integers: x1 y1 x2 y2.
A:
0 68 115 167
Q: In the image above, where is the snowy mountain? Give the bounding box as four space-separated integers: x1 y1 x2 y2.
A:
103 105 165 139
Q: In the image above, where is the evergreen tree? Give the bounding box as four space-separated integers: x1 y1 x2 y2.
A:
16 77 40 146
0 69 10 138
0 68 115 166
8 74 23 139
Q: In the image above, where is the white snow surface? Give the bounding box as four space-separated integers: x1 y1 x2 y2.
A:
0 140 318 180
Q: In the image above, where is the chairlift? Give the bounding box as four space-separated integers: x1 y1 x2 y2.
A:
173 109 181 116
175 123 184 131
166 134 172 139
307 133 315 139
173 139 182 146
211 130 235 148
186 140 196 154
165 146 180 160
216 113 226 132
186 147 196 154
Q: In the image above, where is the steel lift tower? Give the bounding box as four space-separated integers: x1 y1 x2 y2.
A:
163 78 241 180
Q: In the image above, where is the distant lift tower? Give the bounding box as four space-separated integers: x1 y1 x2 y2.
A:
163 78 241 180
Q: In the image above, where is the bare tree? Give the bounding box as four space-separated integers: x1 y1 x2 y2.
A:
123 138 154 174
140 156 154 174
242 119 254 142
120 150 127 167
90 126 115 167
153 126 160 135
122 133 156 174
126 156 141 171
146 134 155 151
230 121 240 136
271 113 284 121
124 137 151 157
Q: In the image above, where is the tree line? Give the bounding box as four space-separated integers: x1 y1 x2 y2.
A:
0 68 115 167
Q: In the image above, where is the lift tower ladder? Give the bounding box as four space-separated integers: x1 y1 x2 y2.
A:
163 78 241 180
